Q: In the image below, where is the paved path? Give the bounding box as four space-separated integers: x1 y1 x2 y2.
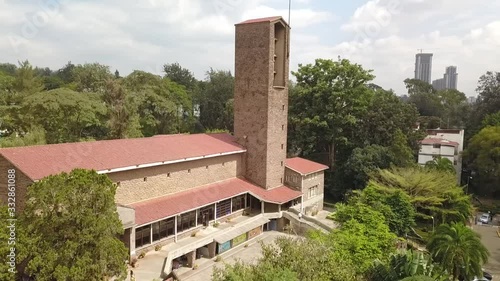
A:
473 224 500 280
180 231 288 281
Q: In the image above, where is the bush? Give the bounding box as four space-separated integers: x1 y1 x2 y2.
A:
154 245 162 251
215 255 222 262
138 252 146 259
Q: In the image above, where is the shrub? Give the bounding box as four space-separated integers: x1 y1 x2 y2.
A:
138 252 146 259
215 255 222 262
154 245 162 251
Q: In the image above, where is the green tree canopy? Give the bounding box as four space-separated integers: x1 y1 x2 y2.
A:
19 88 107 143
72 63 113 93
427 222 489 280
327 202 397 273
463 126 500 196
289 58 375 167
17 169 128 281
370 168 472 224
424 156 456 174
198 69 234 131
213 236 356 281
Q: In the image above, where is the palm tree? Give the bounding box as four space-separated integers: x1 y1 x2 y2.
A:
427 223 489 280
425 156 456 174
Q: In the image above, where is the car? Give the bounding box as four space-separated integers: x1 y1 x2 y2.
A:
482 270 493 281
459 271 493 281
479 213 490 224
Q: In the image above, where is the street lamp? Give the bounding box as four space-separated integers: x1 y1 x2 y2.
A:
431 216 435 232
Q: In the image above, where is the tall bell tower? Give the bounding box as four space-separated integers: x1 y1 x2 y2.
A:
233 16 290 190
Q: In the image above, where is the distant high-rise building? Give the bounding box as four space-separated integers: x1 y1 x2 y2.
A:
444 66 458 90
414 53 433 84
432 78 445 91
432 66 458 91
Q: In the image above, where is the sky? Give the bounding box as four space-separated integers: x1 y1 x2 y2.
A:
0 0 499 96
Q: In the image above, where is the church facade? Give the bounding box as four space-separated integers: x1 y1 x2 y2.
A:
0 16 327 274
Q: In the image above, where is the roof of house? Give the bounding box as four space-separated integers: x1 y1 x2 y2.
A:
0 133 245 181
285 157 329 175
131 177 302 226
420 138 459 147
236 16 287 26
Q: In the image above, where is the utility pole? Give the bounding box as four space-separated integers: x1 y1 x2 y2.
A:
288 0 291 26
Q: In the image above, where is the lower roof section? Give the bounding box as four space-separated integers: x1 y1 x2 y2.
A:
130 177 302 226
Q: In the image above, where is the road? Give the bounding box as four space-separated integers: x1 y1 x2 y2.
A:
473 225 500 279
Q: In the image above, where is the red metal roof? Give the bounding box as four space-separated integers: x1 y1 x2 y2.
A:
420 138 459 147
236 16 283 25
0 133 245 180
131 178 302 225
285 157 329 175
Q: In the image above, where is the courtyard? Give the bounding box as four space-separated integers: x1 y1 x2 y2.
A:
128 231 289 281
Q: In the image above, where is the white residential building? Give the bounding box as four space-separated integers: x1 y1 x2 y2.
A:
418 129 465 183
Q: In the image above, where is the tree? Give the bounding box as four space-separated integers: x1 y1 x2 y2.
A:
341 145 392 189
198 69 234 131
327 202 397 273
351 184 416 236
17 169 128 280
466 71 500 141
19 88 107 143
72 63 113 93
437 89 468 128
424 156 456 174
124 70 191 136
0 127 46 147
0 206 16 281
368 250 449 281
289 58 375 167
103 80 141 139
404 78 442 118
213 236 356 281
357 89 421 150
370 168 472 224
13 60 44 94
463 126 500 196
481 111 500 128
427 222 489 280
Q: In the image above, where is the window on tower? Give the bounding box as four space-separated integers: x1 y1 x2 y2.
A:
273 22 286 88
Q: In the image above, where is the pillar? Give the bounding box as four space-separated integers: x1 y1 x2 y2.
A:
186 250 196 268
208 242 216 258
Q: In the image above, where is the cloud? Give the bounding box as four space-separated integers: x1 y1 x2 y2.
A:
0 0 498 97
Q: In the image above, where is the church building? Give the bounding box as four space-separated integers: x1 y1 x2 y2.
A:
0 16 328 274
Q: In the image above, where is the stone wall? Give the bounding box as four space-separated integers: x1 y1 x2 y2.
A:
0 155 33 213
110 154 243 205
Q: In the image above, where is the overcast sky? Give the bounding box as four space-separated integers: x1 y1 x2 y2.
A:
1 0 499 96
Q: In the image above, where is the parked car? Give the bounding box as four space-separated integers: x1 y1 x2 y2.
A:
482 270 493 281
479 213 490 224
459 270 493 281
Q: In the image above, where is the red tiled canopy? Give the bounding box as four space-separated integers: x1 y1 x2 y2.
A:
0 133 245 180
131 178 302 226
285 157 329 175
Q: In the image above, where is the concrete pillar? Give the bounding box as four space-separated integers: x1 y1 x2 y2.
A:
261 201 264 213
186 250 196 268
208 242 216 258
215 202 218 220
130 226 136 257
174 216 178 242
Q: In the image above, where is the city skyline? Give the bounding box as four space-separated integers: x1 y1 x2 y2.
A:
0 1 498 96
414 53 433 84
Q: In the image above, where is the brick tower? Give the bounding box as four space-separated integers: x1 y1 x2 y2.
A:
233 16 290 190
